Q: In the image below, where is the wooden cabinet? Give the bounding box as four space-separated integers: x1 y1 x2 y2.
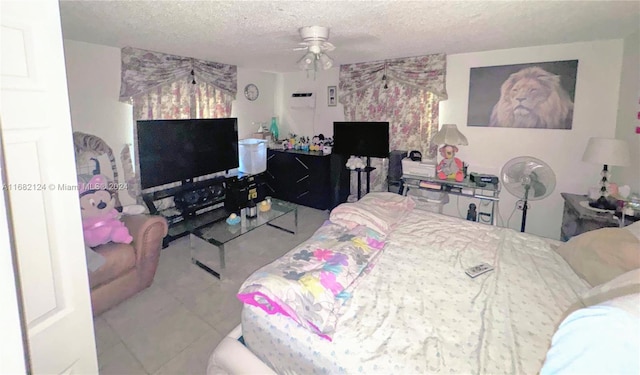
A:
560 192 638 241
266 149 348 210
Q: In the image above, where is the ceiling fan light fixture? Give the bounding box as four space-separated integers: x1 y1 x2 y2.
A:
308 44 322 54
318 53 333 70
295 25 336 74
297 52 315 70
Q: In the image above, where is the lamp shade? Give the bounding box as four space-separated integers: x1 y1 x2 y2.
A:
432 124 468 146
582 137 630 166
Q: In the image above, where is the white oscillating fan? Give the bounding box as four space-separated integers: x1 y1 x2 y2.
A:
501 156 556 232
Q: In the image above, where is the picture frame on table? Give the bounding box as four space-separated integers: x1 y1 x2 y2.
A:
328 86 337 107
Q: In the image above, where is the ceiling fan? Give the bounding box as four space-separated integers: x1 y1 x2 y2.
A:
295 26 335 71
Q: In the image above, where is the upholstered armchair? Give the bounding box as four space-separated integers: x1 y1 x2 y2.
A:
88 214 168 316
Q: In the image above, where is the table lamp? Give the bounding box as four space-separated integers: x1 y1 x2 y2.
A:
581 137 630 210
432 124 468 182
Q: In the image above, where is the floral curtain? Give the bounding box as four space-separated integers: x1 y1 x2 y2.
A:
131 80 233 120
119 46 237 103
120 46 237 119
339 53 446 195
339 54 447 100
341 80 440 155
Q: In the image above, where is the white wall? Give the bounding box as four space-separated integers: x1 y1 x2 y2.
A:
613 31 640 193
440 39 624 239
63 40 135 206
232 69 278 139
276 67 345 139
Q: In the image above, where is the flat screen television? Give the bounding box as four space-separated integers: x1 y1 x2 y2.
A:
136 118 239 189
333 121 390 158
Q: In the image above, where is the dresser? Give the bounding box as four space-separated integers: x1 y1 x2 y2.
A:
560 192 639 241
265 149 349 210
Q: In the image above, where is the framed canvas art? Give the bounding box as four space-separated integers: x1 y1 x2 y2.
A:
467 60 578 129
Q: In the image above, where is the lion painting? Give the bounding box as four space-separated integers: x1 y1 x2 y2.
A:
489 66 574 129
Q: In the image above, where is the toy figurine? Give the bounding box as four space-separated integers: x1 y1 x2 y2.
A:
436 145 464 182
79 174 132 247
299 136 310 151
310 135 321 151
466 203 477 221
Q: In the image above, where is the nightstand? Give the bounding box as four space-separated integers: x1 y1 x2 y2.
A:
560 192 639 241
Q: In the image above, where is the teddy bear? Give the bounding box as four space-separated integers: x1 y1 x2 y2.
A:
346 156 366 170
436 145 464 182
79 174 133 248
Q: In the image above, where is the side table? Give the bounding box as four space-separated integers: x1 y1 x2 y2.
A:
401 175 500 225
560 192 639 241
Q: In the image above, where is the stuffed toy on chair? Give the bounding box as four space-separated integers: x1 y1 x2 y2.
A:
436 145 464 182
79 174 132 248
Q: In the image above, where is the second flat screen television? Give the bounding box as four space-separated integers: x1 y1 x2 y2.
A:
136 118 239 189
333 121 390 158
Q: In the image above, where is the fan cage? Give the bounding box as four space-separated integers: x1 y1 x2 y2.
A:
500 156 556 201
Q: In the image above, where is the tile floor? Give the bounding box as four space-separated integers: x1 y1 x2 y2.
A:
94 205 329 374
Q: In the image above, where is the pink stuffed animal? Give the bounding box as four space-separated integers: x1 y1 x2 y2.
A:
79 174 132 247
436 145 464 182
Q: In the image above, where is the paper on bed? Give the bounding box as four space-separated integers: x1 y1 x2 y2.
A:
237 221 385 340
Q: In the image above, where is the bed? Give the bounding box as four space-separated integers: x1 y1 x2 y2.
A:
208 192 640 374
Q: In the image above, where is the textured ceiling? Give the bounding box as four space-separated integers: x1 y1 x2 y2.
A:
59 0 640 73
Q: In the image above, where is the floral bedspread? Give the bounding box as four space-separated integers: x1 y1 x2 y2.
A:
237 221 385 340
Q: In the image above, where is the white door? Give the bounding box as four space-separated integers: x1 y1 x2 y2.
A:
1 1 98 373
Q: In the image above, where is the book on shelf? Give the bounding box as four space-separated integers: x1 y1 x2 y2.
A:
418 180 442 190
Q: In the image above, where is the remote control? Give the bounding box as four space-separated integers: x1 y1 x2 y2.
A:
465 263 494 278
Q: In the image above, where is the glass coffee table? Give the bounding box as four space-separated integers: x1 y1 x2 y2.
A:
188 198 297 278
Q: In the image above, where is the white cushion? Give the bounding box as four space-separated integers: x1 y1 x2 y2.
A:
541 293 640 375
207 324 276 375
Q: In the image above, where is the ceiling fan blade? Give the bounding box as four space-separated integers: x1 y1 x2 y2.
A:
321 42 336 51
293 46 309 51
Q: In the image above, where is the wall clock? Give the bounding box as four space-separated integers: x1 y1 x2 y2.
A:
244 83 259 101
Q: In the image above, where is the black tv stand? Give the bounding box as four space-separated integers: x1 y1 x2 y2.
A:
143 172 267 248
351 157 376 200
143 176 228 247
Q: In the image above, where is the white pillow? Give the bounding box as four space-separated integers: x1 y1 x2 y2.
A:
541 293 640 375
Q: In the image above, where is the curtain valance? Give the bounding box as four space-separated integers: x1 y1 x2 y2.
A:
119 46 237 102
338 53 447 101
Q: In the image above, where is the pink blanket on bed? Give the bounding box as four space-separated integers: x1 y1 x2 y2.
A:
329 192 415 236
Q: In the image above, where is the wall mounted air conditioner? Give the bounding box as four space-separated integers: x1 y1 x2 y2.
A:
289 92 315 109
